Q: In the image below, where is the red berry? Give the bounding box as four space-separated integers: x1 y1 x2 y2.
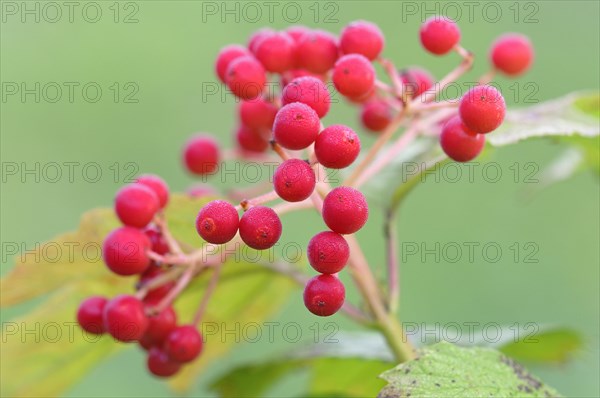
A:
273 159 316 202
138 266 175 302
419 16 460 55
196 200 239 244
400 67 434 98
215 44 249 84
103 295 148 342
147 347 181 377
142 304 177 347
361 99 393 132
239 98 277 131
303 274 345 317
281 76 331 118
114 184 159 228
440 116 486 162
273 102 320 150
77 296 108 334
332 54 376 99
247 28 275 54
322 187 368 234
164 325 203 363
490 33 534 76
236 124 269 153
296 30 339 74
144 226 169 256
183 134 220 175
225 56 266 100
135 174 169 209
307 231 349 274
314 125 361 169
459 85 506 134
339 20 384 60
286 25 310 44
239 206 282 250
255 32 296 73
103 226 151 276
281 69 325 88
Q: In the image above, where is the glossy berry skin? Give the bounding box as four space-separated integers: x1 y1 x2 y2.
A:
332 54 376 99
183 135 220 175
147 347 181 377
459 85 506 134
400 67 434 98
339 20 384 60
103 295 148 342
273 159 316 202
164 325 203 363
236 125 269 153
77 296 108 334
215 44 248 83
239 98 277 131
296 30 339 74
440 116 485 162
361 100 393 132
136 174 169 209
115 184 159 228
239 206 282 250
303 274 345 317
322 187 369 234
225 56 266 100
196 200 239 244
139 266 175 302
144 227 169 256
281 76 331 118
255 32 296 73
307 231 349 274
273 102 320 150
103 226 151 276
142 304 177 347
419 16 460 55
314 125 361 169
490 33 534 76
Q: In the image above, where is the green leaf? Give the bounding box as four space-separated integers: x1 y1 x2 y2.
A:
498 328 583 364
378 341 561 397
574 93 600 118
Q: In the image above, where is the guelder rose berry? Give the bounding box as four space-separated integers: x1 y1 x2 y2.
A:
255 31 296 73
225 56 266 100
141 304 177 347
103 295 149 342
419 16 460 55
115 183 159 228
103 226 151 276
332 54 376 99
322 187 369 234
236 125 269 153
239 206 282 250
247 28 275 54
339 20 384 60
215 44 248 83
77 296 108 334
303 274 345 317
139 266 175 302
490 33 534 76
147 347 181 377
400 67 434 98
183 135 220 175
361 100 393 132
440 115 486 162
273 159 316 202
195 200 239 244
164 325 203 363
314 125 361 169
296 30 339 74
144 226 169 256
281 76 331 118
273 102 320 150
239 98 277 131
459 85 506 134
136 174 169 209
307 231 350 274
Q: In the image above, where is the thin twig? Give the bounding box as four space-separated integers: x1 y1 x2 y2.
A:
385 210 400 314
193 262 223 325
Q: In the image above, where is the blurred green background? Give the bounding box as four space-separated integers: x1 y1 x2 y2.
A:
1 0 599 396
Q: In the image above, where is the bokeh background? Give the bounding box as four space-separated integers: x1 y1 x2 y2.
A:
1 0 599 396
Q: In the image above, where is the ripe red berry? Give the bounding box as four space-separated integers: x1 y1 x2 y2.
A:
303 274 345 317
239 98 277 131
419 16 460 55
273 159 316 202
196 200 239 244
103 295 148 342
400 67 434 98
183 135 220 175
147 347 181 377
139 266 175 302
215 44 249 84
322 187 369 234
164 325 203 363
236 124 269 154
247 28 275 54
144 226 169 255
273 102 320 150
361 100 393 132
280 69 325 88
286 25 310 44
103 226 151 276
307 231 349 274
114 184 159 228
225 56 266 100
332 54 376 99
77 296 108 334
339 20 384 60
239 206 282 250
281 76 331 118
142 304 177 347
255 32 296 73
490 33 534 76
296 30 339 74
459 85 506 134
136 174 169 209
314 125 361 169
440 115 486 162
